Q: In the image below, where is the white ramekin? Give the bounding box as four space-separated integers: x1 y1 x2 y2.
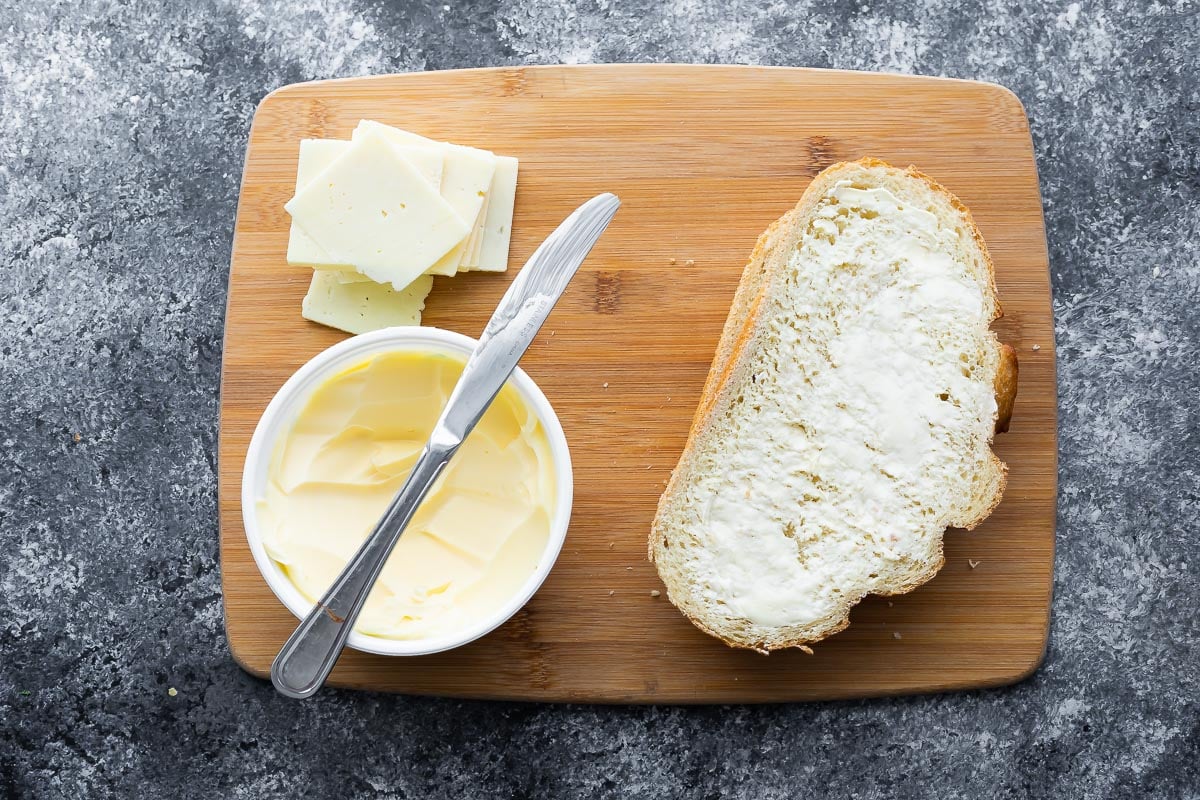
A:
241 326 573 657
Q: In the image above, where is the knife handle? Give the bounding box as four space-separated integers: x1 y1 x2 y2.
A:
270 433 457 699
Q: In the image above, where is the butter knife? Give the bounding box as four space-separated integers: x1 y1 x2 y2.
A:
271 192 621 699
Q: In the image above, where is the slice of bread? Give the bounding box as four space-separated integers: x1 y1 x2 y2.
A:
650 158 1018 653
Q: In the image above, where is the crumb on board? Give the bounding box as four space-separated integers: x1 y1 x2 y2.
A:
798 645 814 655
892 632 902 640
1031 344 1041 351
608 590 615 597
602 382 609 389
685 259 695 267
626 566 633 571
608 542 614 549
650 590 661 598
669 257 676 264
969 559 981 569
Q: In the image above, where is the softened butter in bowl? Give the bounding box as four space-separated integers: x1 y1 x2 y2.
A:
257 350 556 640
241 327 572 657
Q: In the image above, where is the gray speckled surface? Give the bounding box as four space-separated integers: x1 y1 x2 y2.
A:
1 0 1197 797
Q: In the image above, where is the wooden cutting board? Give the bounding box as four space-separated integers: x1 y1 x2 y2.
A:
219 65 1056 703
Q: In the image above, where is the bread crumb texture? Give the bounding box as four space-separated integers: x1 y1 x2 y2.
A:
651 159 1010 652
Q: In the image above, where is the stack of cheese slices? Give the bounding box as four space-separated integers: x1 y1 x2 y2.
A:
283 120 519 334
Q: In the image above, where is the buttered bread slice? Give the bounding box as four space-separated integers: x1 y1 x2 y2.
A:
650 158 1018 653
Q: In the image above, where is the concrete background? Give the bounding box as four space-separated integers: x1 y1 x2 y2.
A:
1 1 1197 797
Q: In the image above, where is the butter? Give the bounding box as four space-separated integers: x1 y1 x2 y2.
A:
257 350 556 640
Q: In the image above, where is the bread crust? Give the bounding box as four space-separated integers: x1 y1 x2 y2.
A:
995 343 1019 434
650 157 1018 653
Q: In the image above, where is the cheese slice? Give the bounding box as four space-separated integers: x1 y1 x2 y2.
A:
285 132 469 289
286 140 352 270
456 194 490 273
302 270 434 334
353 121 496 277
462 156 519 272
287 138 446 275
332 270 376 284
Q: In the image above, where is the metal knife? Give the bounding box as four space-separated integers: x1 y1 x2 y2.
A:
271 192 621 699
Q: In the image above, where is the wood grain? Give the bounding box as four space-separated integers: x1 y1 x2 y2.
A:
219 65 1056 703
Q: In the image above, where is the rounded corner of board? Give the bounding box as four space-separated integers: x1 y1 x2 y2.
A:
227 634 271 682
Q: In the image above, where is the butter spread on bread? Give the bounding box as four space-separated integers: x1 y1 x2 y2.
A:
650 158 1018 653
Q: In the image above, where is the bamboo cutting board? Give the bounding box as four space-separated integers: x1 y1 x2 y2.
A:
219 65 1056 703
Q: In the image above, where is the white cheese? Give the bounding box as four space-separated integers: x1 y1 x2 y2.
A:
455 193 490 273
284 132 469 289
286 138 446 276
301 270 434 334
332 270 375 284
286 139 351 270
462 156 519 272
353 120 496 277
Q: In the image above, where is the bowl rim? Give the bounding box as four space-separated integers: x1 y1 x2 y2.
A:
240 326 573 657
